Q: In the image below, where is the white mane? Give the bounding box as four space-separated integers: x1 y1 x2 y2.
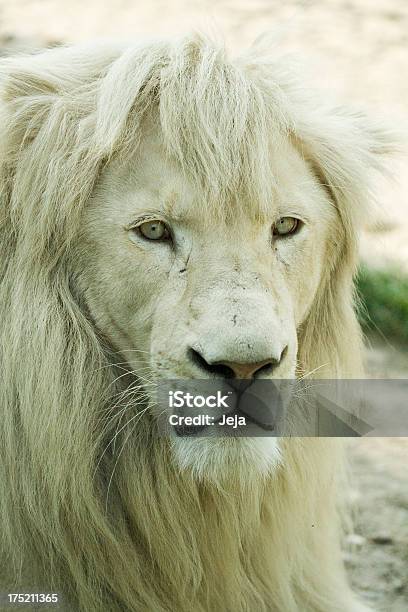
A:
0 34 395 611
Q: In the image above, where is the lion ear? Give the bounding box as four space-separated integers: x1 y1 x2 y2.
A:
329 107 401 155
292 105 401 232
0 70 57 167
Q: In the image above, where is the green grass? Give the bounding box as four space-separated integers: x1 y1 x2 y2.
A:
356 266 408 344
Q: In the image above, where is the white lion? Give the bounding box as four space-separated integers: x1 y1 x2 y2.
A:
0 35 394 611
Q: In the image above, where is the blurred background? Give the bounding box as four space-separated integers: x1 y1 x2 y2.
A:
0 1 406 609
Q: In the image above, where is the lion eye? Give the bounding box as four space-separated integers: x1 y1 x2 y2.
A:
138 220 170 241
273 217 299 237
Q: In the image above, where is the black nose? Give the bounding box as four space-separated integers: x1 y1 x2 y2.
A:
188 347 287 379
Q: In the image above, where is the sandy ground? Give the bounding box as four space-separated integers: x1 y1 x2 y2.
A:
0 1 406 610
347 437 408 612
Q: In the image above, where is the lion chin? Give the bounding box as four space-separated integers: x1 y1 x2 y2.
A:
171 436 282 484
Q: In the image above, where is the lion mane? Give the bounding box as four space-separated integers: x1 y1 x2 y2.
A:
0 35 394 611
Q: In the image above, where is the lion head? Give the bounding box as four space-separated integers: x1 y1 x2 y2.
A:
0 35 394 611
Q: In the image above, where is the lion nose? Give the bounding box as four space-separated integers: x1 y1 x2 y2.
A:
216 359 276 379
189 348 287 379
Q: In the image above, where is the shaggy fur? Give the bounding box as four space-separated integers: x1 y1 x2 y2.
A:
0 35 395 611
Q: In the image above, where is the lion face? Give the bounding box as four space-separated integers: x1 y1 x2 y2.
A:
77 116 337 477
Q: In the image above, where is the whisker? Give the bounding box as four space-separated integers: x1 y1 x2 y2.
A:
104 406 151 511
297 363 329 381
